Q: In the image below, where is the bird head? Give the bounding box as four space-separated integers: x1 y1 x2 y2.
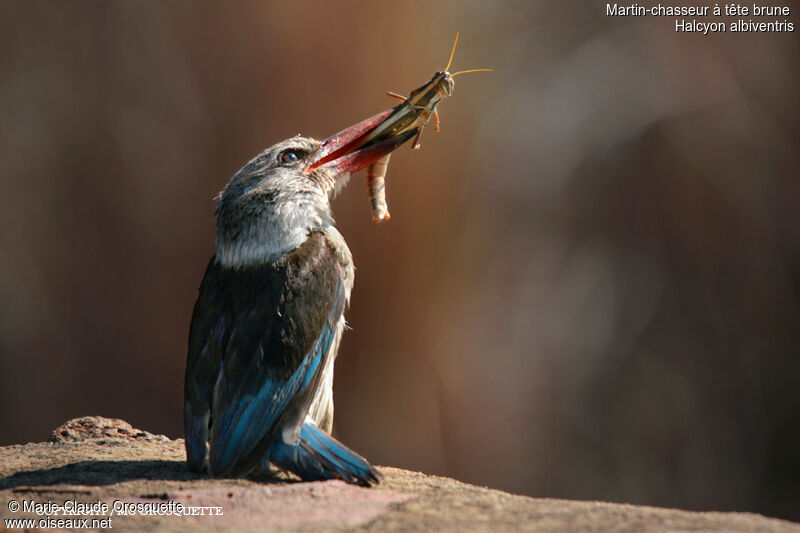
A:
215 113 416 268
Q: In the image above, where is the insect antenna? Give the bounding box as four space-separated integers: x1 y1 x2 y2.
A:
450 68 493 77
444 32 492 77
445 32 459 71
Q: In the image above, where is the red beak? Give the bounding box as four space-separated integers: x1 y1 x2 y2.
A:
307 109 418 175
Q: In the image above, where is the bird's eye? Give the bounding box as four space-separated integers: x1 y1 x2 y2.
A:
280 150 301 165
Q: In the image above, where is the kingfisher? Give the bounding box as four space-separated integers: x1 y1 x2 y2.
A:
183 110 417 486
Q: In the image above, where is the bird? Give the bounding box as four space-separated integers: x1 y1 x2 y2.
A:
183 113 417 486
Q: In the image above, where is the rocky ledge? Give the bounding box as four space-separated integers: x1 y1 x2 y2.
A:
0 417 797 532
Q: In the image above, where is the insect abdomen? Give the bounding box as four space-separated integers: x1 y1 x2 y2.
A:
366 154 391 223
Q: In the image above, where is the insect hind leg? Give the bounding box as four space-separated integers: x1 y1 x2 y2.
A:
411 127 424 150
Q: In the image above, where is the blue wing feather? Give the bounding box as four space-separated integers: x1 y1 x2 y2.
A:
207 259 344 476
209 307 338 474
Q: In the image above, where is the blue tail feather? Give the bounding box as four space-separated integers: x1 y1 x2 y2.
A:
268 422 379 486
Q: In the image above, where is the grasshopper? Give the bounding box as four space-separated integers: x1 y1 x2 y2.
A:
361 33 492 152
308 34 490 222
361 33 491 221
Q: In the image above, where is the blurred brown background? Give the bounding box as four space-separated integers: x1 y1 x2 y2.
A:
1 0 799 521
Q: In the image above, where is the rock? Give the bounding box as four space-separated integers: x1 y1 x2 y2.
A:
49 416 168 443
1 417 798 531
